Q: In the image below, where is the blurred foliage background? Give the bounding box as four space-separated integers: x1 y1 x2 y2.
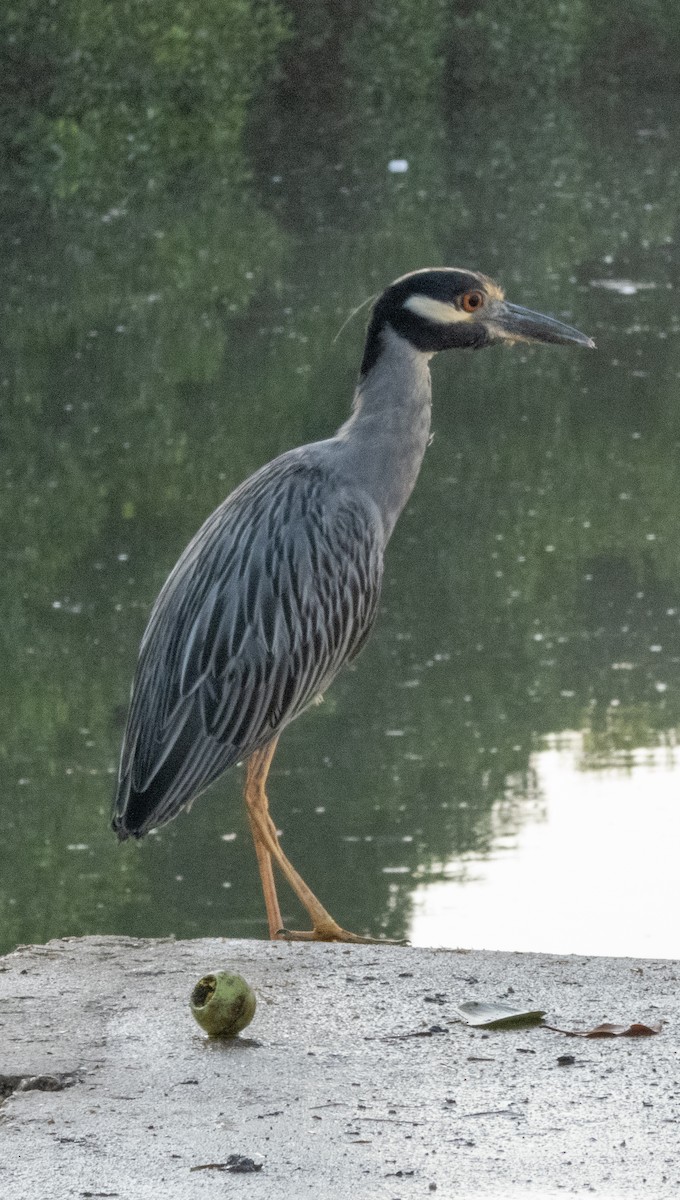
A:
1 0 680 952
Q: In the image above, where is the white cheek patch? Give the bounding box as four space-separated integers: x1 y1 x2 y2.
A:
403 294 473 324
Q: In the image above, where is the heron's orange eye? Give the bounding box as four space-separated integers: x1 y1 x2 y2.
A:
462 290 485 313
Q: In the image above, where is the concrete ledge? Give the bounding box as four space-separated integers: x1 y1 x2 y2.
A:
1 936 678 1198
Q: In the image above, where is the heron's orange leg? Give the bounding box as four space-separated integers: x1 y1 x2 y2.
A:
244 739 400 944
245 816 283 940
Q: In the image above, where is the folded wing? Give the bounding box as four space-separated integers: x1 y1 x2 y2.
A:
112 453 383 837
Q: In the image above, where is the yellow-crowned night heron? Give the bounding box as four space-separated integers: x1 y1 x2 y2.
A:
113 268 594 943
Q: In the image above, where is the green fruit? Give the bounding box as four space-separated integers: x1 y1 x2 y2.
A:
190 971 256 1037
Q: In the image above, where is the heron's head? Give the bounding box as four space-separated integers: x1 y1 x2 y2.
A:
361 268 594 374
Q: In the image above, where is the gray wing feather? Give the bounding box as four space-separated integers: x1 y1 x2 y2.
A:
113 452 384 836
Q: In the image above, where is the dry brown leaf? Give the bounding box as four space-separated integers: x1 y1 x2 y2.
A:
544 1020 662 1038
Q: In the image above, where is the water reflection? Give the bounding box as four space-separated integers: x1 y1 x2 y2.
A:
1 10 680 956
411 735 680 958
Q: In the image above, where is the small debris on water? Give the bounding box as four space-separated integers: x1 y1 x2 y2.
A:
589 278 656 295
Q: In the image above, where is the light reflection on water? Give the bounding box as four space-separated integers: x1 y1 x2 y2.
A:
410 734 680 959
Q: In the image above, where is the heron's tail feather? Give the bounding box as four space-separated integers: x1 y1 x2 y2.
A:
112 703 235 839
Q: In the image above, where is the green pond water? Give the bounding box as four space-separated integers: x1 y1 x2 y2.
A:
2 8 680 956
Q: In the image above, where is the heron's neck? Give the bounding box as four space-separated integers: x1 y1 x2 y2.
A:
336 326 433 541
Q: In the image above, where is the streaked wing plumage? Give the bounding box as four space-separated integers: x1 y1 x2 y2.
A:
113 450 383 836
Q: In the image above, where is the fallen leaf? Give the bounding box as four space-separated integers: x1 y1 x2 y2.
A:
457 1001 546 1030
544 1021 662 1038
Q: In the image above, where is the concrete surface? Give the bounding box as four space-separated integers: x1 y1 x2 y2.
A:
0 936 679 1199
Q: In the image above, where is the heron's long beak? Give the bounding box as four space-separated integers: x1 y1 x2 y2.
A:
495 301 595 349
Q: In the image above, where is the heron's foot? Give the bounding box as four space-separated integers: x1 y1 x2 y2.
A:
275 922 407 945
